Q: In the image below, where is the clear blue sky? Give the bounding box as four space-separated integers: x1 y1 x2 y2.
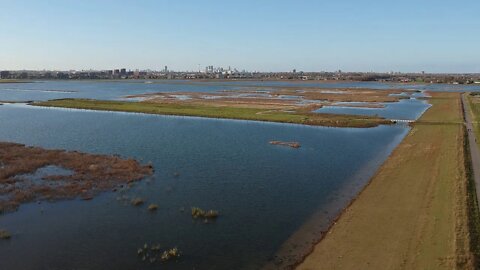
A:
1 0 479 72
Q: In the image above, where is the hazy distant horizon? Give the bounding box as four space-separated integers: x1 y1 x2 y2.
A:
1 0 479 73
2 68 480 75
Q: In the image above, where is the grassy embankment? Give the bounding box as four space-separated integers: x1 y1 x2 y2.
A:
32 99 391 128
466 93 480 264
297 92 477 270
467 93 480 142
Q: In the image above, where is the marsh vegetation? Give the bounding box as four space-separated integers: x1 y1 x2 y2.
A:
147 204 158 211
137 243 180 264
191 207 219 220
0 142 153 213
0 229 11 240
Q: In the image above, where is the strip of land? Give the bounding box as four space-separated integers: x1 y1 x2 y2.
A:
0 80 32 83
464 93 480 260
296 92 476 269
463 94 480 205
32 98 392 128
467 93 480 143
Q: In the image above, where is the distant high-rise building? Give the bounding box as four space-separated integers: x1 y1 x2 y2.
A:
205 65 214 74
120 68 126 75
164 66 168 72
113 69 120 75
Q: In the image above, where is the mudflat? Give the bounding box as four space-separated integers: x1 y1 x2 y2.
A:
297 92 475 269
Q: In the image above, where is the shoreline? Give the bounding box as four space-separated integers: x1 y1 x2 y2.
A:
294 92 474 269
262 125 410 269
263 94 431 269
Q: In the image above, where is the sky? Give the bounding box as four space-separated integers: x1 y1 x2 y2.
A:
0 0 479 73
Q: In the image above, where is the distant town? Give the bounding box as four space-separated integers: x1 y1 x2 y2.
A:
1 66 480 84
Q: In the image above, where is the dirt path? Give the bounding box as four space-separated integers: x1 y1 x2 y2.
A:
296 92 474 270
462 93 480 206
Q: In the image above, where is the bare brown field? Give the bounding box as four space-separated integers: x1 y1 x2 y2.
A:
0 142 153 213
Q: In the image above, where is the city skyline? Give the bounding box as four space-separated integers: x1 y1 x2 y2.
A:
1 0 479 73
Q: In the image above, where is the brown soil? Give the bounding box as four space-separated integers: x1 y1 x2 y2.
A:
0 142 153 213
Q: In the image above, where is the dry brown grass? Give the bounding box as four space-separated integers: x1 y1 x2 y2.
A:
0 142 153 213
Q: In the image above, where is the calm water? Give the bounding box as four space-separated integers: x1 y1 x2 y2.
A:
0 81 233 102
202 80 480 91
0 103 408 269
315 97 431 120
0 80 478 102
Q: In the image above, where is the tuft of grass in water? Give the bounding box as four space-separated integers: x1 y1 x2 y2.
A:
131 198 144 206
137 243 180 264
160 247 180 261
191 207 219 219
0 229 11 240
204 210 219 218
148 204 159 211
191 207 205 218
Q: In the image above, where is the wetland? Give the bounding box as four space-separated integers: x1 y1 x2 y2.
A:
0 80 432 269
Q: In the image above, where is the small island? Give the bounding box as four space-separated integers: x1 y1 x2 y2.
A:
0 142 154 214
32 86 404 128
269 141 301 148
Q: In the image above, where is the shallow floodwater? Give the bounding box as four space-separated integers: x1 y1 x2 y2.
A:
315 97 431 120
0 80 233 102
0 104 408 269
0 80 478 102
176 80 480 92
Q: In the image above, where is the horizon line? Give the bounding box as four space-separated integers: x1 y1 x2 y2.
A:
2 69 480 75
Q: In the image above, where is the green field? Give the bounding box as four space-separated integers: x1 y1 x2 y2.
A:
33 98 391 128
